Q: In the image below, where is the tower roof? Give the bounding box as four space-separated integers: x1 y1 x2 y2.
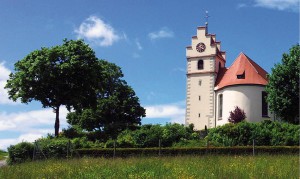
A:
215 53 268 90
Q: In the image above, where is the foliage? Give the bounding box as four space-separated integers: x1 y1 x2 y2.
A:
7 142 34 164
5 39 102 136
112 123 198 148
7 137 107 164
208 121 300 146
266 44 300 124
67 60 145 139
77 146 299 157
228 106 246 124
172 139 207 148
61 125 85 139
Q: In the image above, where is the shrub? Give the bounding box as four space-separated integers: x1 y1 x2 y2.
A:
36 138 70 158
7 142 34 164
77 146 300 157
172 139 207 148
228 106 246 124
208 121 300 146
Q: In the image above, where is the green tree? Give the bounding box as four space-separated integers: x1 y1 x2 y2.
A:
5 39 101 136
67 62 145 139
265 44 300 124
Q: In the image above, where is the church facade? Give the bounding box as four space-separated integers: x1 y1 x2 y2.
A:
185 24 274 130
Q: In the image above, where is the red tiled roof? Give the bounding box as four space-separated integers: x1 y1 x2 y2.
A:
215 53 268 90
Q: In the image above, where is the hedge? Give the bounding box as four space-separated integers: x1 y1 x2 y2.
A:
7 143 299 165
7 142 34 164
77 146 299 157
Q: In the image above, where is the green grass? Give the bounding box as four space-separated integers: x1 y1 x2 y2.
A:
0 150 8 160
0 155 298 179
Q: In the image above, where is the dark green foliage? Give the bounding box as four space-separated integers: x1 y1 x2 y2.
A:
77 146 299 157
208 121 300 146
117 124 163 148
36 138 70 158
5 39 102 136
6 121 300 164
266 44 300 124
172 139 207 148
7 142 34 164
113 123 199 148
61 126 84 139
67 60 145 139
228 106 246 124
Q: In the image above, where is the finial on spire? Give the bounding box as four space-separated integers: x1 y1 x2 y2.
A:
204 11 210 34
205 11 210 25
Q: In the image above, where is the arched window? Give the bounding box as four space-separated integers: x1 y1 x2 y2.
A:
262 91 268 117
197 60 204 70
218 94 223 119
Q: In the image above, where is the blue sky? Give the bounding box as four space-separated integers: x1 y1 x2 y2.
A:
0 0 298 150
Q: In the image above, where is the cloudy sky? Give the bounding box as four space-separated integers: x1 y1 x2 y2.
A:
0 0 298 150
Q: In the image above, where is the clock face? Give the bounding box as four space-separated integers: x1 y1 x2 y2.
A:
196 42 206 52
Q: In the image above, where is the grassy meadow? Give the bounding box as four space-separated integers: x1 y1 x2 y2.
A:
0 155 298 179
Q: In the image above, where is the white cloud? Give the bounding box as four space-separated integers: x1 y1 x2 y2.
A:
135 39 142 50
0 129 53 151
145 101 185 124
0 139 16 151
0 107 69 132
75 16 120 46
254 0 299 11
148 27 174 40
237 3 247 9
0 62 20 105
0 107 69 150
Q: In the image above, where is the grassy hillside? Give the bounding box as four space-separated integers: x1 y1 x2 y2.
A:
0 155 298 178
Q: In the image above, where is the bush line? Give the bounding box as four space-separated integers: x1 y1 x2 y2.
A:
77 146 300 157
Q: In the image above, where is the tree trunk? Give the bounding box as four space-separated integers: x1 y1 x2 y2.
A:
54 105 60 137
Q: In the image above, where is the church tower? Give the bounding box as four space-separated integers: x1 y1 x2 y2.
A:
185 23 226 130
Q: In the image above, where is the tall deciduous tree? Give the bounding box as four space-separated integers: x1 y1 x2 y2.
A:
265 44 300 124
67 61 146 139
5 39 101 136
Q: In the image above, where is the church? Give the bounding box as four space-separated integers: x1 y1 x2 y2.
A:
185 23 274 130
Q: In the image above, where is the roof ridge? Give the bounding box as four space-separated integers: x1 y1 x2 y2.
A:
228 52 243 67
242 53 259 74
243 53 268 80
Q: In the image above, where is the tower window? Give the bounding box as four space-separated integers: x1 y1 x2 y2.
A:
198 113 201 117
218 94 223 119
199 80 202 86
199 96 201 101
262 91 268 117
197 60 204 70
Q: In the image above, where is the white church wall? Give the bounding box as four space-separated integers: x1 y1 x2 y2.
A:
215 85 272 126
186 72 215 130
